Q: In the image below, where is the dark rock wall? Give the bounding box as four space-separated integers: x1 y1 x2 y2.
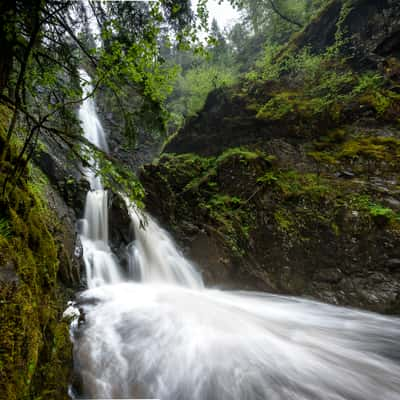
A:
96 87 162 172
141 145 400 314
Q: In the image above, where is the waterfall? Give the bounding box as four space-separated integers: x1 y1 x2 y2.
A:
70 71 400 400
127 203 203 288
78 69 123 289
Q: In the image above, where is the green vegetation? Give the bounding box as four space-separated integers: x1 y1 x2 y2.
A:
163 1 331 134
0 217 11 239
348 195 400 224
248 47 399 124
150 139 397 257
216 147 271 164
257 170 331 201
150 148 267 256
0 107 72 399
165 18 239 130
168 64 237 125
151 142 399 255
0 0 209 200
308 132 400 177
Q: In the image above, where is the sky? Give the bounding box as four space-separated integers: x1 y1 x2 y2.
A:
193 0 240 30
205 0 240 29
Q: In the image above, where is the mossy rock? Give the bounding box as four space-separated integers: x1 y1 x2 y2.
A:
0 109 72 399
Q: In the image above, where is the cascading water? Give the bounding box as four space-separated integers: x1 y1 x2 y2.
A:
71 71 400 400
78 69 123 289
127 205 203 288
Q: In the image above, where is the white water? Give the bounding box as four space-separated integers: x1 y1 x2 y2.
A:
72 71 400 399
127 204 203 288
78 69 123 289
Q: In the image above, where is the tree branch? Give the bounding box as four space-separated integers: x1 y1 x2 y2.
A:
5 0 41 143
268 0 303 28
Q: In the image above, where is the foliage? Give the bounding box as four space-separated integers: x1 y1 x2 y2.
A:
232 0 325 39
257 169 331 201
77 143 146 206
349 195 400 224
168 64 237 121
152 148 267 255
164 0 335 132
165 16 238 131
339 136 400 161
216 147 266 164
0 0 205 198
247 42 400 124
0 217 11 239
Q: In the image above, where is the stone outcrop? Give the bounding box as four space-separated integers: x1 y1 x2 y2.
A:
141 0 400 314
141 144 400 313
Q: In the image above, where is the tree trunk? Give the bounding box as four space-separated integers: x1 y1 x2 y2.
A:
0 0 16 95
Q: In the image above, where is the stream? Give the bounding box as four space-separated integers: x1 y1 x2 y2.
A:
69 70 400 400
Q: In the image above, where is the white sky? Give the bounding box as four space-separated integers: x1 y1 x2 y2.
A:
193 0 240 30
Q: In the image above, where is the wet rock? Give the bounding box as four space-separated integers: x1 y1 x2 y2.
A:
35 148 89 217
95 88 162 172
43 181 81 288
109 192 134 270
141 148 400 314
337 170 355 179
386 258 400 270
384 197 400 210
313 268 343 284
0 261 19 284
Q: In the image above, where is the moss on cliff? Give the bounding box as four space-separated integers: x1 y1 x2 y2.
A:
141 140 400 312
0 106 72 399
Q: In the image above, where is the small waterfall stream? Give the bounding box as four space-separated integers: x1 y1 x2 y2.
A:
70 70 400 400
78 69 123 289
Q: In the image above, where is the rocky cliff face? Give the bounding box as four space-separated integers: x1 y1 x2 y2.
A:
96 87 163 172
293 0 400 65
141 143 400 313
165 0 400 157
141 0 400 314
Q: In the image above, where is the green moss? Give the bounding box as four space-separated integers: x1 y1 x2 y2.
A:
258 170 332 202
216 147 263 164
331 222 340 236
325 128 347 144
307 151 340 167
310 131 400 176
200 193 254 257
274 208 295 233
256 92 299 120
358 89 400 119
247 35 399 129
156 150 263 257
339 136 400 164
348 194 400 225
0 109 72 399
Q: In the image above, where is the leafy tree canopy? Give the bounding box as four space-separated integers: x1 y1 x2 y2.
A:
0 0 208 197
